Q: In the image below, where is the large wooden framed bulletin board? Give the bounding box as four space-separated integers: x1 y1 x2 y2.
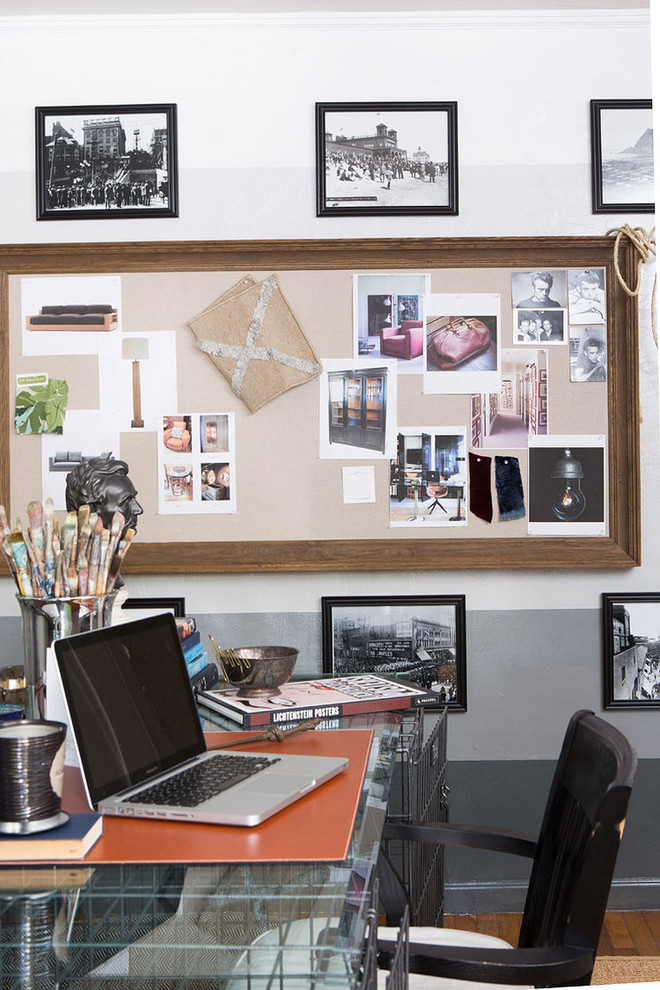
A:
0 237 640 573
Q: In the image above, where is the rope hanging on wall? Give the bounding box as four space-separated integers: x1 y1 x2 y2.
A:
606 224 657 346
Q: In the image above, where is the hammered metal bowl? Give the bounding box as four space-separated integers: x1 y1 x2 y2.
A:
221 647 299 697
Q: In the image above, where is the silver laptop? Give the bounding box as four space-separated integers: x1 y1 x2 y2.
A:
53 613 348 827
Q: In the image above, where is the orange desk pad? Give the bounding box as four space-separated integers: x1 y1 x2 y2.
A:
61 729 374 865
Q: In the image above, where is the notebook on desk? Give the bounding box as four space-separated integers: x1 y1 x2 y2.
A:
53 613 347 828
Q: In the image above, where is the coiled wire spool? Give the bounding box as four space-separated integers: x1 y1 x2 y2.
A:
0 720 68 834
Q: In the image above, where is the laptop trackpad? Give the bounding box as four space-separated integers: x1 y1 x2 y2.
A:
237 772 314 795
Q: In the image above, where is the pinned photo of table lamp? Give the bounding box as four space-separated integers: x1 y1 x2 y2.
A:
122 337 149 429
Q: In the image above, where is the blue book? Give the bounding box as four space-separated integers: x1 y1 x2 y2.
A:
181 630 201 653
185 652 209 678
0 812 103 861
183 640 205 664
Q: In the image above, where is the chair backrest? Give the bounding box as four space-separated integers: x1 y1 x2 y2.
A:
518 710 636 964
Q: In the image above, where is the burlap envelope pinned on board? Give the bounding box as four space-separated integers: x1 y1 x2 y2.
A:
187 274 322 413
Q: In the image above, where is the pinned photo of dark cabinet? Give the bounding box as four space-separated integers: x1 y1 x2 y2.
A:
328 368 387 453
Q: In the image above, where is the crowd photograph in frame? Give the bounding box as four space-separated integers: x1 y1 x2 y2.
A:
602 593 660 709
35 103 179 220
316 101 458 217
122 597 186 617
590 99 654 213
321 594 467 711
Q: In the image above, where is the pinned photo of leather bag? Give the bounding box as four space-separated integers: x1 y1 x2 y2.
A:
428 317 492 369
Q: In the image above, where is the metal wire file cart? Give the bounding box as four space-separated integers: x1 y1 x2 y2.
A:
382 707 448 927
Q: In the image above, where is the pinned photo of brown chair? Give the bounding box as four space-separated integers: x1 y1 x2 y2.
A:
380 319 424 360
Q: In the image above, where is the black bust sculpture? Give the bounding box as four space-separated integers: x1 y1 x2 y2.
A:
65 456 143 538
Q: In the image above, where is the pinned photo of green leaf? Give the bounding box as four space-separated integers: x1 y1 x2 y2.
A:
15 374 69 434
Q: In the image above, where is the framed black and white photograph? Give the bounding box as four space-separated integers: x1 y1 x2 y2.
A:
316 101 458 217
602 593 660 709
321 594 467 711
590 99 654 213
36 103 178 221
122 597 186 616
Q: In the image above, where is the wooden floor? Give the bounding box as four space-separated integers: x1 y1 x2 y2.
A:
443 912 660 956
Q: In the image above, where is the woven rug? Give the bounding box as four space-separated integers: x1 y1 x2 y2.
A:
592 955 660 984
187 274 321 412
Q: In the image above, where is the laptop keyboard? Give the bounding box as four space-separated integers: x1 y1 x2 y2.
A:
125 753 281 808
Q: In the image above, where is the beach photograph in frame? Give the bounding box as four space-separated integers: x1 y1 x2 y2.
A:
602 593 660 709
321 594 467 711
316 101 458 216
36 103 178 220
590 99 654 213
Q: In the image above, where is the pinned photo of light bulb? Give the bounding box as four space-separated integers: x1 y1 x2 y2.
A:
551 448 587 521
527 437 605 536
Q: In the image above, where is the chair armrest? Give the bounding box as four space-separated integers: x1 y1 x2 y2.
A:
380 325 401 340
382 820 537 858
377 940 594 986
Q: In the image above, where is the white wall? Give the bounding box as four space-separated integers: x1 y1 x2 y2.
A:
0 8 657 757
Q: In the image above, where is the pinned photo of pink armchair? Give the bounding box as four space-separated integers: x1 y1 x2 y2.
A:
380 320 423 360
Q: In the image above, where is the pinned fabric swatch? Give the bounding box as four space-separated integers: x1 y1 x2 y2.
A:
187 275 322 413
495 455 526 521
468 452 493 523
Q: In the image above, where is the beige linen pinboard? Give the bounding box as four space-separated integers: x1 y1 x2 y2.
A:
2 238 640 572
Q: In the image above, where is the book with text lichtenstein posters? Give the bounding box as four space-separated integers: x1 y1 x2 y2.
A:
197 673 438 727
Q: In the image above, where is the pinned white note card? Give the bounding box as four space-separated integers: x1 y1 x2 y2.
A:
342 466 375 504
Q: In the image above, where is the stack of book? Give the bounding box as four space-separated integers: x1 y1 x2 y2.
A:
175 617 220 693
197 672 439 727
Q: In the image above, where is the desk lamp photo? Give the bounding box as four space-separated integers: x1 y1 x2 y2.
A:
122 337 149 429
551 447 586 521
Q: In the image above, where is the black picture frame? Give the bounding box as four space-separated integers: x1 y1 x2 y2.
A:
321 594 466 711
316 101 458 217
602 593 660 709
35 103 179 221
590 99 654 214
122 597 186 617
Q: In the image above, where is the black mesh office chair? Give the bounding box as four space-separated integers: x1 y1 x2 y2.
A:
377 710 637 988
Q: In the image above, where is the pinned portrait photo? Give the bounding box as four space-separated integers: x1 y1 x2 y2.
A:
570 326 607 383
568 268 607 324
511 270 567 310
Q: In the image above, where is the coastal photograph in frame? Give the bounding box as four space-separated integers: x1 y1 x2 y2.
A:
316 101 458 217
590 99 654 213
321 594 467 711
602 593 660 709
35 103 178 220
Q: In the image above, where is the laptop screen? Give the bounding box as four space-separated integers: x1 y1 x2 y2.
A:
54 612 207 806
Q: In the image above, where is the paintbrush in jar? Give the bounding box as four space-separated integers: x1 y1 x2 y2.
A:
61 511 79 571
21 524 46 598
87 517 104 596
0 506 19 589
106 527 135 591
43 498 55 596
27 501 45 564
9 526 34 596
95 529 110 595
98 512 123 595
77 551 89 595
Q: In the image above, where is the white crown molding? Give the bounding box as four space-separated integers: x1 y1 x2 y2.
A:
0 8 651 32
